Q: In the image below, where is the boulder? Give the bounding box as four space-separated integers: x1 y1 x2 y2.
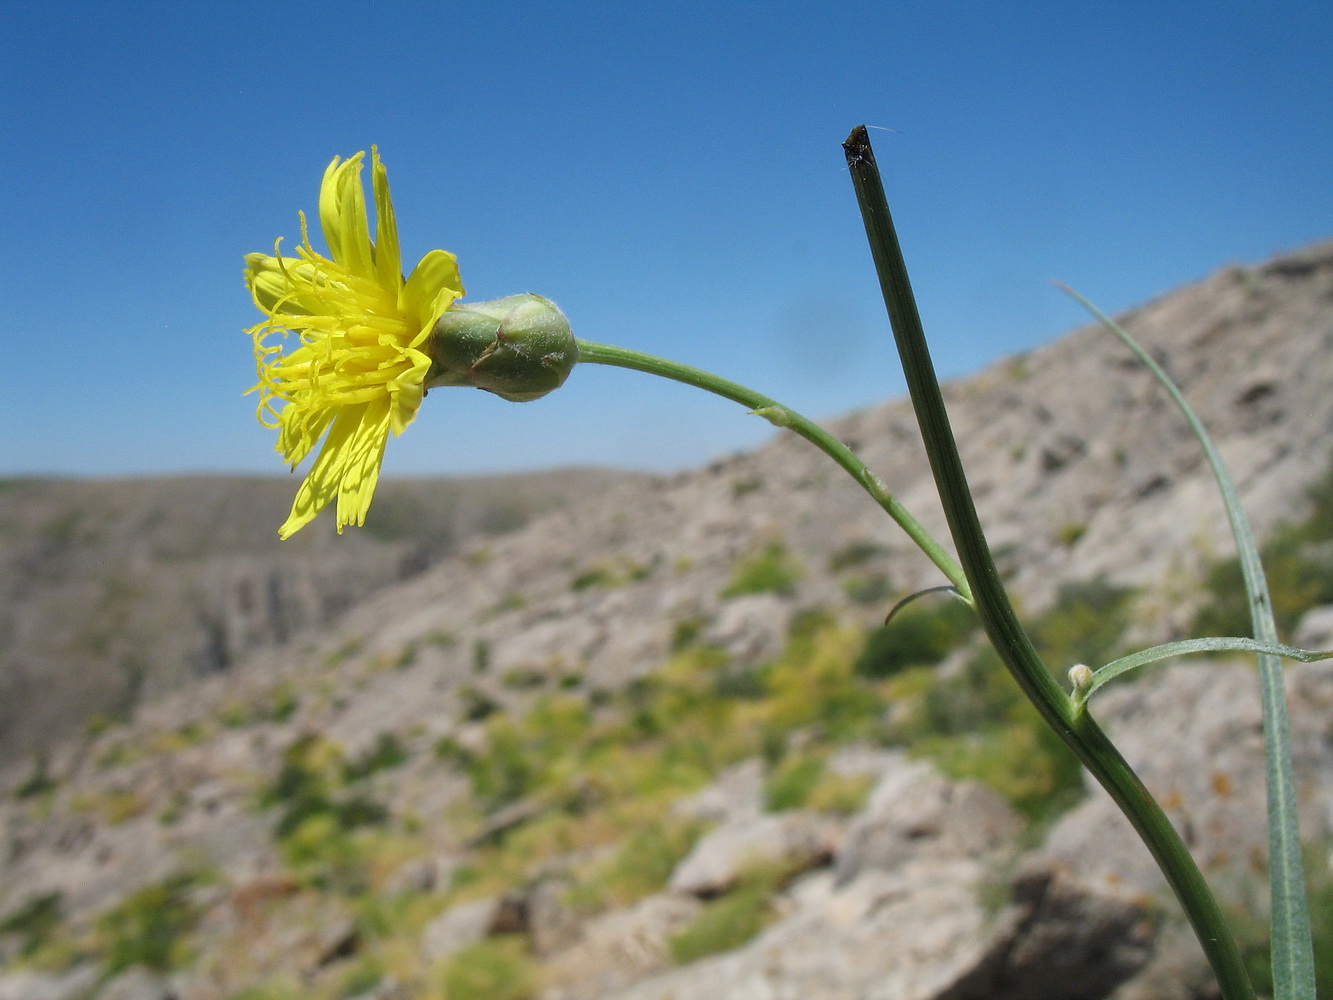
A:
420 896 502 963
540 894 703 1000
835 753 1022 883
668 811 841 897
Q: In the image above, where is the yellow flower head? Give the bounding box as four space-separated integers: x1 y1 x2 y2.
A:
245 149 464 538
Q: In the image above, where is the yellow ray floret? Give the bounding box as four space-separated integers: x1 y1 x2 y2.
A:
245 149 464 538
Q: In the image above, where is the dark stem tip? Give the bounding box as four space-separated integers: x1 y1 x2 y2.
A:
843 125 875 166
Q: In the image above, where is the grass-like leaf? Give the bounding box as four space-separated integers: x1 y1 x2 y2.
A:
1079 637 1333 706
1059 283 1316 1000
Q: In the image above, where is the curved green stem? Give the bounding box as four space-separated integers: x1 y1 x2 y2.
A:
843 125 1254 1000
574 338 971 602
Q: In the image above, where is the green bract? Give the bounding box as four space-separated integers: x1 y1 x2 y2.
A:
428 294 578 402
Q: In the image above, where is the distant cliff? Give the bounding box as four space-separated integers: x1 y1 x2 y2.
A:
0 469 648 762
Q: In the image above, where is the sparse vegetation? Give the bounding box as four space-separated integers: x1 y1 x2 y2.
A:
566 817 704 913
437 937 534 1000
1056 521 1087 547
668 859 803 965
343 732 410 782
854 597 978 679
764 753 826 812
878 580 1134 824
0 891 63 957
722 542 803 598
842 571 894 605
14 757 57 799
1193 455 1333 640
828 539 889 573
97 869 212 974
261 734 391 857
571 558 655 592
669 881 773 964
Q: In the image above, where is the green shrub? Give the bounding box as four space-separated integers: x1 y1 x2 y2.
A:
854 598 977 679
1030 578 1133 669
501 666 547 690
437 937 534 1000
842 572 894 605
572 567 613 591
0 892 62 957
804 772 875 815
567 818 704 912
828 540 889 573
459 686 501 722
670 615 708 652
1195 531 1333 639
14 758 57 799
722 543 803 598
764 754 825 812
472 640 491 673
337 956 386 998
669 881 774 964
1056 522 1087 547
1194 453 1333 640
343 732 409 782
922 720 1083 826
263 734 389 840
98 870 210 974
462 697 594 809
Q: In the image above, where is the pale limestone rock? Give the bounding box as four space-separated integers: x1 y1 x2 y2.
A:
1295 603 1333 650
420 897 501 963
705 595 793 665
668 811 842 897
836 753 1022 882
0 964 99 1000
671 758 766 825
96 966 176 1000
540 894 702 1000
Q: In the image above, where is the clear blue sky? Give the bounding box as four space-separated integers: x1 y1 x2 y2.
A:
2 1 1330 478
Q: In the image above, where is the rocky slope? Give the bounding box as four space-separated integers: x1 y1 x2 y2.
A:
1 240 1331 1000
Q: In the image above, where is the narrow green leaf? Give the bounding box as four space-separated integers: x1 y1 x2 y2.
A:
1085 637 1333 702
1060 285 1316 1000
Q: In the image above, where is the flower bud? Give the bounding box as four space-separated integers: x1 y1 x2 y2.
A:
427 294 578 402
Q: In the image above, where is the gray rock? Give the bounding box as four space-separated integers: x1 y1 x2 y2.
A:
1294 603 1333 650
668 811 841 897
705 595 792 665
0 964 99 1000
540 894 703 1000
96 966 177 1000
420 896 501 962
1106 921 1221 1000
528 876 583 956
383 855 444 894
608 859 999 1000
836 753 1023 882
671 758 765 825
946 864 1155 999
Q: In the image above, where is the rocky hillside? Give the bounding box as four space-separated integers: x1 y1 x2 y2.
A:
0 470 648 764
1 241 1331 1000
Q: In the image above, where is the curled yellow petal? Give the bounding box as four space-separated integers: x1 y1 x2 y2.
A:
245 150 465 537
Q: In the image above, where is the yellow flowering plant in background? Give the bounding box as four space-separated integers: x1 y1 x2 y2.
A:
245 148 465 538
